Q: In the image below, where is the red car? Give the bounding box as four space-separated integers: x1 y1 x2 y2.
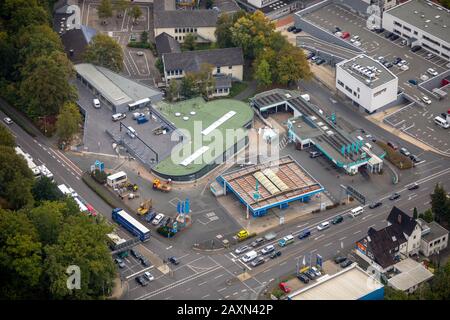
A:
340 32 350 39
86 204 97 216
279 282 291 293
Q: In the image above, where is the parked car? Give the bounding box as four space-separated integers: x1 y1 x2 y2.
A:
421 96 432 105
310 151 322 158
140 257 150 267
311 266 322 277
384 31 393 38
400 147 411 157
304 269 316 280
315 58 326 65
408 183 419 191
397 60 407 67
297 273 310 284
93 98 100 108
420 74 429 81
270 251 282 259
306 52 316 60
332 215 344 225
390 34 399 41
298 229 311 239
387 141 399 150
143 271 154 282
340 259 353 268
287 26 296 32
160 216 170 226
340 32 350 39
251 256 265 267
136 51 144 56
425 53 435 60
410 154 421 163
350 35 360 43
393 57 402 65
261 245 275 255
235 245 250 255
168 256 180 265
389 193 401 200
411 45 422 52
114 258 125 268
135 275 148 286
353 41 361 47
3 117 13 125
369 201 382 209
334 256 347 264
400 39 407 46
400 64 409 71
279 282 291 293
292 28 302 34
152 213 164 226
427 68 438 76
383 62 393 68
408 79 418 85
317 221 330 231
335 26 342 32
251 237 265 247
145 211 157 223
130 34 137 41
130 249 142 259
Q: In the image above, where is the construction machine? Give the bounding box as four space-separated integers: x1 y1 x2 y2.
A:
152 179 172 192
137 199 153 216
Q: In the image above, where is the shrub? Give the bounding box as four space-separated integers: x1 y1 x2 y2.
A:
376 141 413 169
272 288 284 299
91 169 107 184
157 225 176 238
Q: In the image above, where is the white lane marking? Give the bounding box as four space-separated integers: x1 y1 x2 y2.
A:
353 230 361 235
214 274 224 280
198 281 207 286
218 287 226 292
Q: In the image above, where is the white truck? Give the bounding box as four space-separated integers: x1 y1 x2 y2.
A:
300 94 310 102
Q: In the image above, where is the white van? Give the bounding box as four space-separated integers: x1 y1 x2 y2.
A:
350 206 364 217
93 99 100 108
127 126 137 138
112 113 126 121
434 116 449 129
241 250 258 263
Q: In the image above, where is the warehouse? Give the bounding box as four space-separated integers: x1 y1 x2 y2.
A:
216 156 324 217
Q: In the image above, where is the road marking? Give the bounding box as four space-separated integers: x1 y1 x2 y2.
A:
214 274 224 280
241 289 247 293
232 292 238 296
297 223 309 228
279 261 287 266
225 295 230 299
338 236 346 241
263 268 272 273
324 242 333 247
166 246 173 250
218 287 226 292
314 234 325 240
353 230 361 235
201 294 210 299
198 281 207 286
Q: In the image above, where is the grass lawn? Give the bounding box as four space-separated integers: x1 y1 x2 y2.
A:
228 81 249 98
153 97 254 177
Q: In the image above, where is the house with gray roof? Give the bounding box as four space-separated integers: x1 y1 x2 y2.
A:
162 47 244 97
155 33 181 57
153 4 218 43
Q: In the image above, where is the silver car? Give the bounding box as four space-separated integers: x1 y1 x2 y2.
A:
235 245 250 255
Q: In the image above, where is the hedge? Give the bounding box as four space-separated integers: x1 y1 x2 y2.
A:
157 225 176 238
0 102 37 138
376 141 413 170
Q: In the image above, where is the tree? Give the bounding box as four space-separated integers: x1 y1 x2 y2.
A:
113 0 129 17
141 31 148 44
431 184 449 224
56 102 82 142
384 286 413 300
275 45 312 86
215 11 247 49
254 59 272 87
182 33 196 51
98 0 113 22
167 80 179 102
0 31 17 81
130 5 142 24
43 215 115 299
0 124 15 147
194 63 215 97
155 57 164 74
1 0 50 33
206 0 214 9
413 207 418 220
180 74 197 99
423 209 434 223
84 34 124 72
32 176 63 203
27 201 65 246
0 145 34 210
20 51 77 118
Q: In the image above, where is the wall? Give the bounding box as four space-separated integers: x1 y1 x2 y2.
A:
154 26 216 43
406 225 422 255
334 0 370 17
212 65 243 81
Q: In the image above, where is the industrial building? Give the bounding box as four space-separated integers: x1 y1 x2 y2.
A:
335 54 399 113
236 0 302 20
250 89 386 175
288 264 384 300
383 0 450 61
74 63 163 114
216 156 324 217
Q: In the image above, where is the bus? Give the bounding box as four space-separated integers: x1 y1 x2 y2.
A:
278 234 294 247
107 171 128 188
112 208 150 241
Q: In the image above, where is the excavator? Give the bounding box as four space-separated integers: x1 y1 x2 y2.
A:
137 199 153 216
152 179 172 192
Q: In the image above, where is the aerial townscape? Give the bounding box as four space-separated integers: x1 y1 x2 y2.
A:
1 0 450 305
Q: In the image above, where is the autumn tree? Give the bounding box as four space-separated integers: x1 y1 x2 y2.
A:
98 0 113 22
254 59 272 87
113 0 129 18
130 5 142 24
56 101 82 142
84 34 124 72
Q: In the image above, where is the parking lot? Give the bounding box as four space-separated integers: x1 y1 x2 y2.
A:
301 3 450 153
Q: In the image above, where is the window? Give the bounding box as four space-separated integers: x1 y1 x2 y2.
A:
373 88 386 97
442 45 450 51
423 35 440 46
442 53 449 59
394 21 402 27
422 43 440 54
337 80 344 87
175 28 178 33
394 29 401 34
414 31 418 35
345 85 352 94
403 26 411 32
216 67 221 74
357 87 360 92
229 66 232 69
194 28 197 32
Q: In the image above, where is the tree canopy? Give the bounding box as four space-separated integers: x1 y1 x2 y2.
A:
84 34 124 72
56 101 82 142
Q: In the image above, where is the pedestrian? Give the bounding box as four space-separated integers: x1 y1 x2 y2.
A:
138 171 140 176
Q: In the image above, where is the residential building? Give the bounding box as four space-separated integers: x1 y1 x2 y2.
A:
74 63 163 113
153 9 218 43
356 207 421 272
162 47 244 97
387 258 434 293
336 54 398 113
155 33 181 57
417 218 449 257
382 0 450 61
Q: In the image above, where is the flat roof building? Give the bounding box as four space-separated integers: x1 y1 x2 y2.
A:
74 63 163 113
417 218 449 257
387 258 434 293
288 264 384 300
336 54 399 113
383 0 450 61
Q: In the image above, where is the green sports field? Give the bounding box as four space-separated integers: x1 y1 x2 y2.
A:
153 97 254 177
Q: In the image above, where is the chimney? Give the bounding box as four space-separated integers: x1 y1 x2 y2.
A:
398 214 402 224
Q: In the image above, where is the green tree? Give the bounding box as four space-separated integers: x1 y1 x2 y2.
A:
384 286 413 300
423 209 434 223
20 51 77 117
215 11 247 49
141 31 148 44
194 63 215 97
84 34 124 72
27 201 65 246
155 57 164 74
413 207 418 220
1 0 50 33
130 5 142 24
206 0 214 9
180 74 197 99
438 0 450 9
431 183 449 223
113 0 129 17
44 215 115 299
182 33 196 51
0 124 15 147
275 45 312 86
0 209 43 299
56 101 82 142
167 80 179 102
0 146 34 210
32 176 63 203
0 31 17 81
98 0 113 22
254 59 272 87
